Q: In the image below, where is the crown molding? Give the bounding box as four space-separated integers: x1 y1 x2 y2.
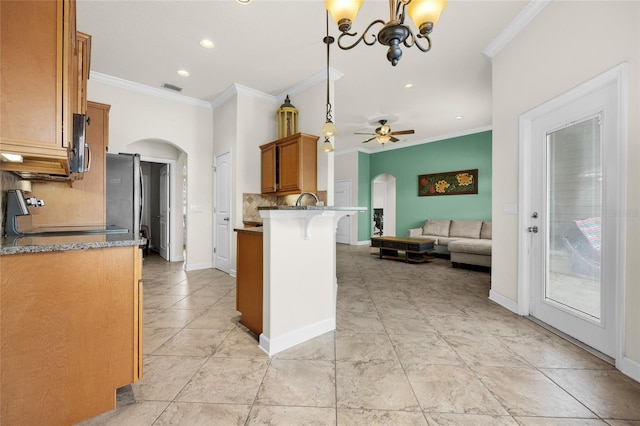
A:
209 83 277 110
89 71 212 108
483 0 551 60
276 67 344 103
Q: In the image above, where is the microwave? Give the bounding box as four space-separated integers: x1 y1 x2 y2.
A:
69 113 90 173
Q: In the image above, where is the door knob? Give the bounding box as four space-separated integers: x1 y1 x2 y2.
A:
527 226 538 233
224 217 230 221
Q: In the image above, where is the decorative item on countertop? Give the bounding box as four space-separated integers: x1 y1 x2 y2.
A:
277 95 298 139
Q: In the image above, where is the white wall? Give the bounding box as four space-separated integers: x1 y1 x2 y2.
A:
491 1 640 369
87 77 214 270
335 150 360 243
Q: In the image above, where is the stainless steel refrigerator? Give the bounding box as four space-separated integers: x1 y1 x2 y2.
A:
106 153 142 236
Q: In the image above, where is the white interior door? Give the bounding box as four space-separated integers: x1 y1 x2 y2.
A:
521 66 626 358
334 180 351 244
214 151 231 273
159 165 170 260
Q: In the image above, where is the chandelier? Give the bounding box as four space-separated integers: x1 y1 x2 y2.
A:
325 0 447 66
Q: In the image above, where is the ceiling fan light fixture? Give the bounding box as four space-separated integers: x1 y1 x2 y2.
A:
321 137 335 152
377 134 391 144
321 120 338 137
407 0 448 35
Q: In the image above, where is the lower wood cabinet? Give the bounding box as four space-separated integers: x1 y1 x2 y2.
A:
235 229 263 335
0 245 143 425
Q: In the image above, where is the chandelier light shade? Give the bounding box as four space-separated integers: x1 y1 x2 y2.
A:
326 0 363 32
407 0 447 33
321 137 335 152
325 0 447 66
321 120 338 138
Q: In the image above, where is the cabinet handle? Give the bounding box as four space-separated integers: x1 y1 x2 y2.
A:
84 143 91 172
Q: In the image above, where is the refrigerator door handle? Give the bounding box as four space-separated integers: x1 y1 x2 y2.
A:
139 169 144 232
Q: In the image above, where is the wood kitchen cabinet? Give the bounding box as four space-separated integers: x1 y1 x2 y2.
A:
0 0 89 178
236 229 263 335
260 133 318 196
0 245 143 425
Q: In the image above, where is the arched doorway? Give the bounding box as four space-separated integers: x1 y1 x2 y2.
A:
125 139 187 262
372 174 397 237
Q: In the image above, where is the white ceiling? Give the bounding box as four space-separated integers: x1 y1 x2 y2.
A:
76 0 529 152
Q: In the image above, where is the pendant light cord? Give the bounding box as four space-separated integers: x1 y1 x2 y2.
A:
324 11 334 122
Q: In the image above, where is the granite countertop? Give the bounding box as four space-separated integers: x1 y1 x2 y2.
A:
257 206 366 211
0 233 145 256
234 227 263 235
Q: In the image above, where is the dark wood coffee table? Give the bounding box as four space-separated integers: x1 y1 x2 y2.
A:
370 236 435 263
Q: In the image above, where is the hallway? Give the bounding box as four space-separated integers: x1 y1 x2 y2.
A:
80 245 640 425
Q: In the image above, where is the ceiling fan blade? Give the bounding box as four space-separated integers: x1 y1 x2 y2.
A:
390 130 415 135
354 132 375 135
390 136 400 142
362 136 377 143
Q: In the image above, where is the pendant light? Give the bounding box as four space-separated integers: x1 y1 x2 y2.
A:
320 11 336 153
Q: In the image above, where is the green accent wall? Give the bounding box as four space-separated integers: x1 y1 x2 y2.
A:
358 151 371 242
368 131 492 238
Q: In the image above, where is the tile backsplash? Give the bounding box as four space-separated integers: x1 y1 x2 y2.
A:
242 191 327 224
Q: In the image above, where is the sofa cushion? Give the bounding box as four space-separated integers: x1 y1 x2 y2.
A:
448 239 492 256
480 221 492 240
422 220 451 237
449 220 482 239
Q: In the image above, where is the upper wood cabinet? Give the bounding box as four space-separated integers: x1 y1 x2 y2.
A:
0 0 89 178
260 133 318 196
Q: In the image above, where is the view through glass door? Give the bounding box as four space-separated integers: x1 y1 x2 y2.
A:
544 117 603 320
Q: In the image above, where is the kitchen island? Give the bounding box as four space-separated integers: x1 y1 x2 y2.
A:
0 233 145 425
257 205 365 355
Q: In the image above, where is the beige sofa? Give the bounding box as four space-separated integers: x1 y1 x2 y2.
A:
407 219 492 268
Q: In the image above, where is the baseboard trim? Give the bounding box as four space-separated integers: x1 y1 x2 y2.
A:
620 356 640 383
259 317 335 356
184 261 214 271
489 289 519 314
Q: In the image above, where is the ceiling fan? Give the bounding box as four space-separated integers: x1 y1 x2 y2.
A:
356 119 415 144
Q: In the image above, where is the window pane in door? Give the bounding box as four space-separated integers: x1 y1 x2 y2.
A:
546 116 601 320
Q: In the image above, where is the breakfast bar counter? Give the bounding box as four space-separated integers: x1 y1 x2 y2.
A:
257 205 365 355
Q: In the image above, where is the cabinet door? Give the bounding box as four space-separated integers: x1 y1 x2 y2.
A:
0 0 77 176
75 32 91 116
236 231 263 335
261 143 277 194
277 138 301 193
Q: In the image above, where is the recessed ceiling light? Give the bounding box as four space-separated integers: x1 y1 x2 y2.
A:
177 69 190 77
455 115 464 120
236 0 251 4
199 39 214 49
404 83 414 89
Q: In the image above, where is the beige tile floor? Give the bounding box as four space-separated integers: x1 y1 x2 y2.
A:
79 245 640 425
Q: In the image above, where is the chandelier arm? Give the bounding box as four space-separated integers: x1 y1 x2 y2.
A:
337 19 386 50
395 0 409 24
413 32 432 52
